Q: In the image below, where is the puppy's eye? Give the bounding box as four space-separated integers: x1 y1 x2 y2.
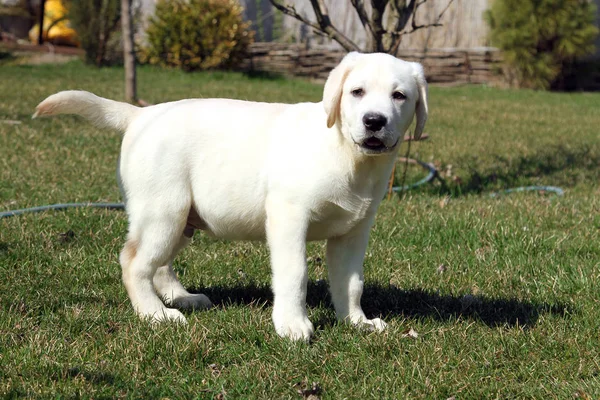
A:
392 91 406 101
351 88 364 97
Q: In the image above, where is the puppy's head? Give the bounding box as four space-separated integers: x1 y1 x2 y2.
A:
323 52 428 156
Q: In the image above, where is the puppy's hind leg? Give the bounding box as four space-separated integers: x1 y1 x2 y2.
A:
120 209 189 324
153 234 213 310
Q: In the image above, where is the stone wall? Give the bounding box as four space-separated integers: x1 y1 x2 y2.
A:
241 43 503 86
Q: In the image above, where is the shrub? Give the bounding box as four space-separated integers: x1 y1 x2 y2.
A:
485 0 599 89
66 0 122 67
141 0 254 71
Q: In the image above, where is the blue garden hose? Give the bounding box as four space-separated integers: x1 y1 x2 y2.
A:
390 157 564 197
392 158 437 192
0 202 124 219
489 186 564 198
0 164 563 219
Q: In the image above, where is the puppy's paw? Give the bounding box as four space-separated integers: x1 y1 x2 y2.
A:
273 309 314 342
275 317 314 342
346 314 388 333
172 293 213 310
359 317 387 332
140 307 187 325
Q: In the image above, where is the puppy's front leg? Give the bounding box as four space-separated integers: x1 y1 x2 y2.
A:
266 198 313 341
327 217 387 332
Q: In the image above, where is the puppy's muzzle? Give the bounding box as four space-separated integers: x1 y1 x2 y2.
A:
362 112 387 132
359 112 397 154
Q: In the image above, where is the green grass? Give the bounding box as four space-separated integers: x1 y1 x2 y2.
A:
1 60 599 399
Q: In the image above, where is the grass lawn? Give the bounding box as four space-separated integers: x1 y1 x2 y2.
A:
1 60 599 399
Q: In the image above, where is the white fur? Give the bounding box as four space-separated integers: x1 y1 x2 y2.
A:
34 52 428 341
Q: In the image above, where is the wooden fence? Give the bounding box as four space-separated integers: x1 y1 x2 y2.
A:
240 43 503 86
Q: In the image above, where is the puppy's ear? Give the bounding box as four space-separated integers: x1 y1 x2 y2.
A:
411 62 429 140
323 52 361 128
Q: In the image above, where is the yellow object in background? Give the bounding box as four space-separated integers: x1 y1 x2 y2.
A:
28 0 78 46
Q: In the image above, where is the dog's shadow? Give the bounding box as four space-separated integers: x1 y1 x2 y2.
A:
192 280 570 329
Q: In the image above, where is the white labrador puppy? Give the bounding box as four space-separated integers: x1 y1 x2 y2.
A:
34 52 428 341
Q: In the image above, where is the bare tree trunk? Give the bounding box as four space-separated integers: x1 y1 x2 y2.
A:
38 0 46 45
121 0 137 103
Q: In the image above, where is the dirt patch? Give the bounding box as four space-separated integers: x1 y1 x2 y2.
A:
9 51 79 65
0 40 83 65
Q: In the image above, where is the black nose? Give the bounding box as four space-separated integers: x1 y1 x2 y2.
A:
363 113 387 132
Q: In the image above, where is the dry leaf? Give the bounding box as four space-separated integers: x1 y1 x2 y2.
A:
294 380 322 399
58 229 76 243
439 196 450 208
574 390 591 400
208 363 222 378
444 164 453 178
402 328 419 339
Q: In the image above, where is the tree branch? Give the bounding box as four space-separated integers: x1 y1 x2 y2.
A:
308 0 362 51
392 0 418 32
268 0 455 55
409 0 455 33
268 0 361 51
389 0 455 54
268 1 322 34
387 0 417 54
369 0 388 52
349 0 376 38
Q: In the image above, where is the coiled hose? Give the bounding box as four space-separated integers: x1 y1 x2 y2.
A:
0 162 563 219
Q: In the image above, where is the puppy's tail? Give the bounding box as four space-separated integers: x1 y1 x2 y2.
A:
33 90 139 132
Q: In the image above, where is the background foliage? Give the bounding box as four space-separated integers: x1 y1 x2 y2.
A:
485 0 599 89
140 0 254 71
66 0 122 67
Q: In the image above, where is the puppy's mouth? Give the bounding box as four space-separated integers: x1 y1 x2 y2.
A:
358 137 399 154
